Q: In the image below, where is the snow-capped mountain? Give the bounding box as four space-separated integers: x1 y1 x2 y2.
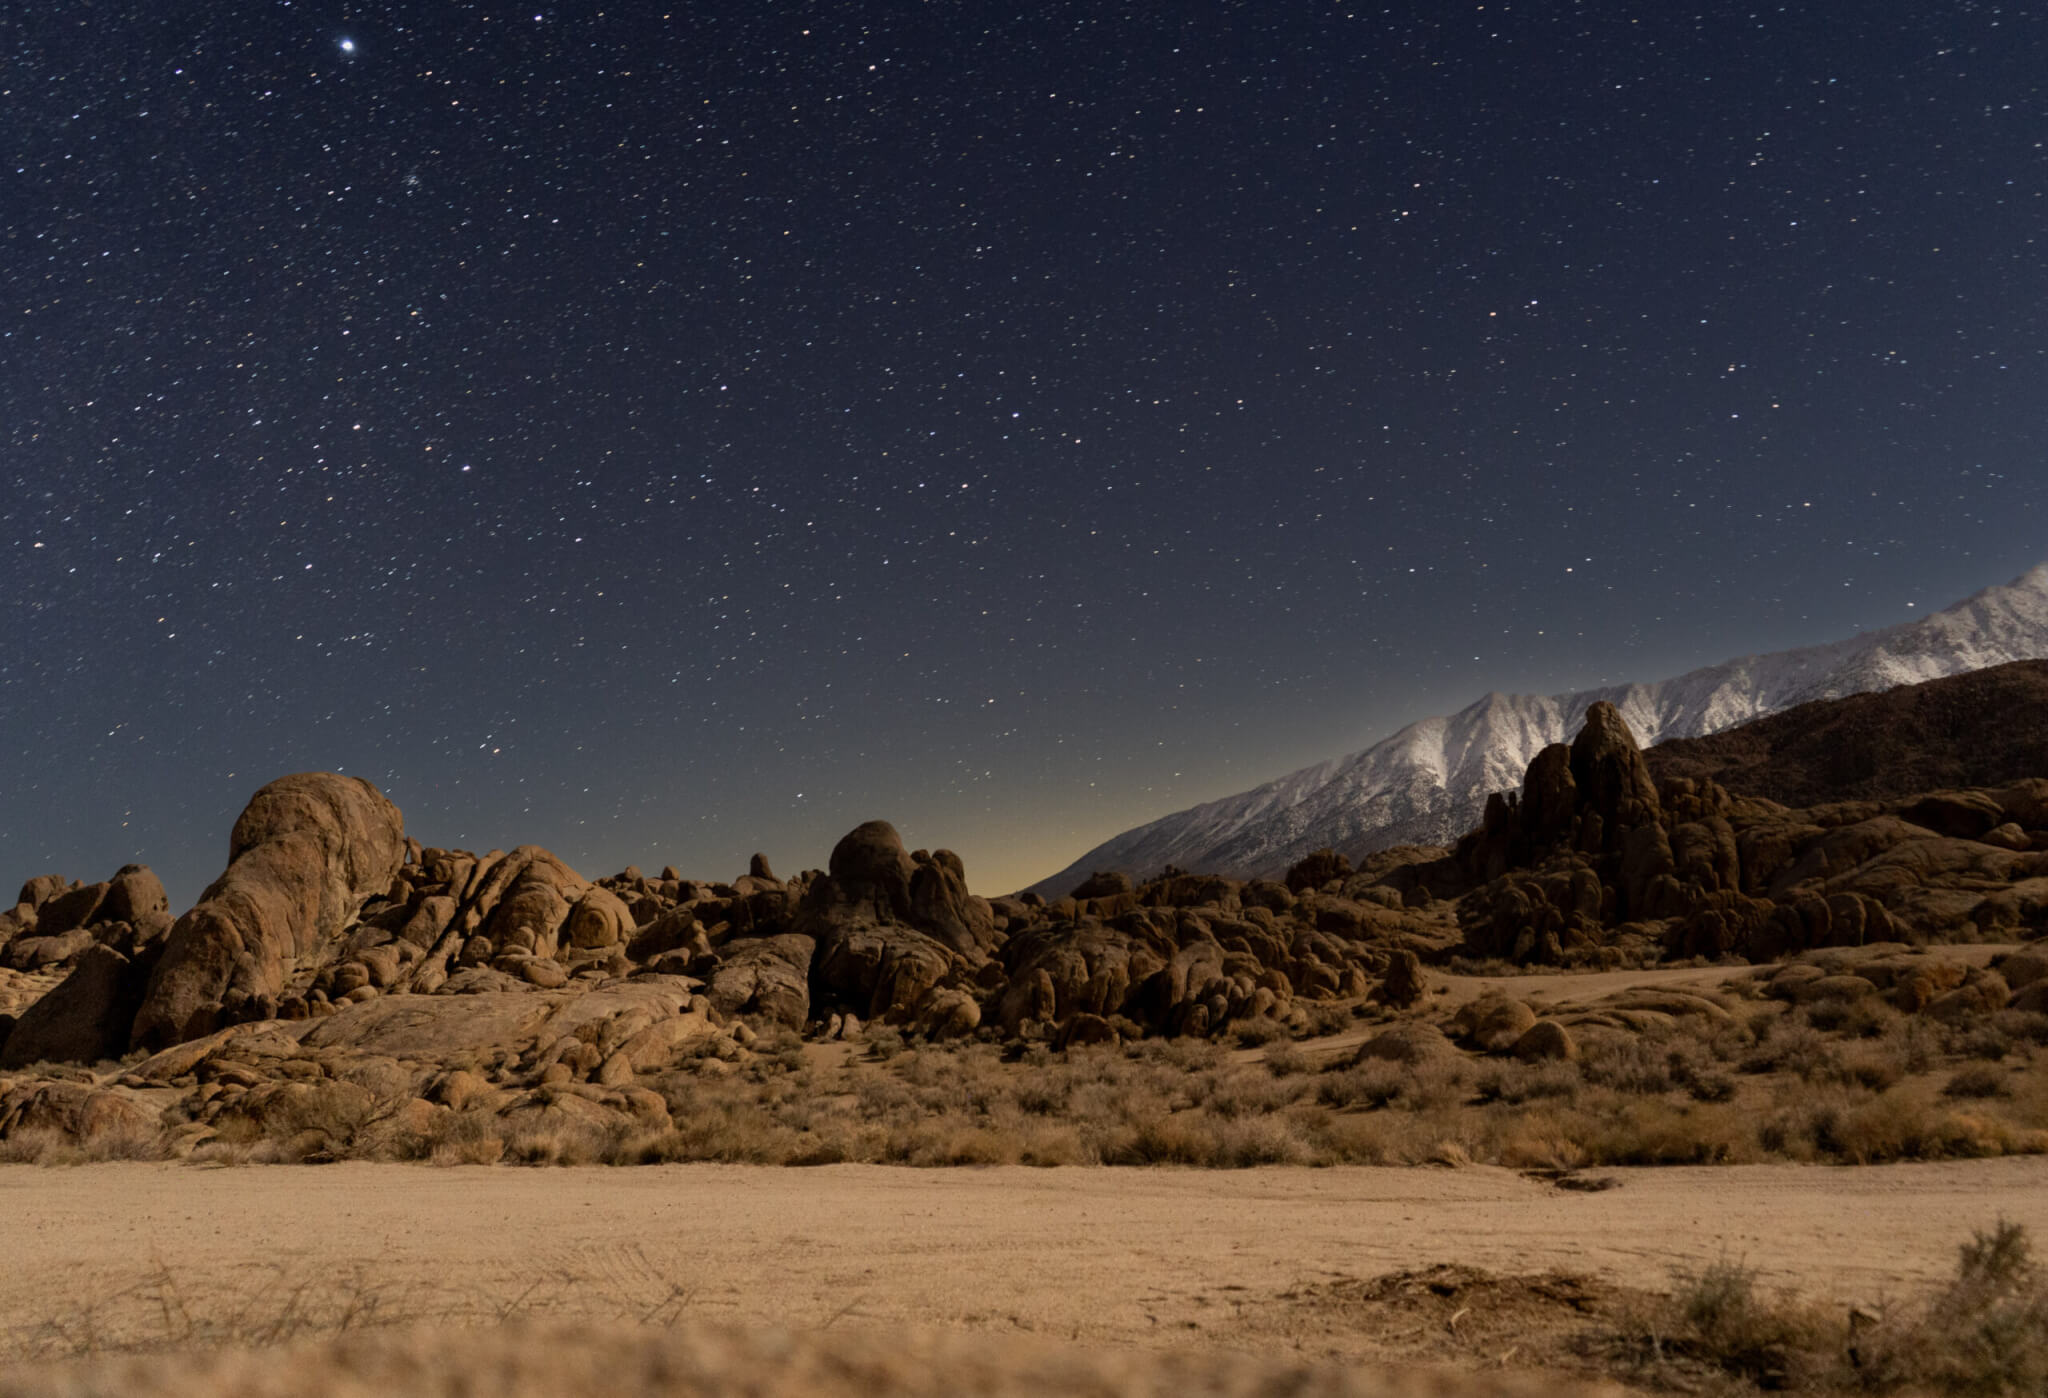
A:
1025 561 2048 897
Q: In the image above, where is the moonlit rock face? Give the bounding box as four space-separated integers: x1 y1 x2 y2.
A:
1028 562 2048 895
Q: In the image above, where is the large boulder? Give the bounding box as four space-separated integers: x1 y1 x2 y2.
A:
704 933 813 1028
0 945 151 1067
100 865 169 926
906 849 1000 959
1569 701 1663 852
479 848 589 959
793 821 997 1023
996 919 1172 1031
131 774 405 1051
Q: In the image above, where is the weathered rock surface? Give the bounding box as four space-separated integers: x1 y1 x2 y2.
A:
133 775 406 1050
0 945 149 1068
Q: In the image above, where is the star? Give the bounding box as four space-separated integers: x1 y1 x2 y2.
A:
337 37 356 56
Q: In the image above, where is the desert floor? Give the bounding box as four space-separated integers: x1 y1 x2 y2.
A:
3 1157 2043 1361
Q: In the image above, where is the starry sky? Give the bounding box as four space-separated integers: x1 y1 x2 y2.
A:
4 2 2044 909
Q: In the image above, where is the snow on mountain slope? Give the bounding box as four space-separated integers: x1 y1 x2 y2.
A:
1025 561 2048 897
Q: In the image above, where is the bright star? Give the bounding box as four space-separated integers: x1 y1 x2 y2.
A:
338 37 356 55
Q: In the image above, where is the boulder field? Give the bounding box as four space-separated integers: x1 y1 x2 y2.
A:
0 700 2045 1151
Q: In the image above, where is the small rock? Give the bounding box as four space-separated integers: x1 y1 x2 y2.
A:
1511 1018 1579 1062
520 958 570 989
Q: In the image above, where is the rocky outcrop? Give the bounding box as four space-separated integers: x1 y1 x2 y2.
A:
703 933 812 1028
0 944 151 1067
2 865 171 975
792 821 996 1025
1445 703 2048 967
1645 659 2048 807
1033 569 2048 897
132 775 406 1050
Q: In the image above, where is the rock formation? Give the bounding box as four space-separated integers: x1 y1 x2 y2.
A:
131 773 406 1049
3 659 2046 1171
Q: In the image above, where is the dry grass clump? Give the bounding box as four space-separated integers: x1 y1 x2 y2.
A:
0 1120 169 1166
1601 1221 2048 1394
9 959 2048 1171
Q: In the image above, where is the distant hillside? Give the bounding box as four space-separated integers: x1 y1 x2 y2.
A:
1643 658 2048 807
1026 561 2048 898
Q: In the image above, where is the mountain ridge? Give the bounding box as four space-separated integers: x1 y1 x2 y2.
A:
1024 561 2048 897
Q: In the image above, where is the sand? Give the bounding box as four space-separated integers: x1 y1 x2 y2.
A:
3 1156 2042 1354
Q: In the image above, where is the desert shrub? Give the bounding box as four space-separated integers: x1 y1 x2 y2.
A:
1296 1000 1356 1037
1668 1258 1820 1382
1472 1060 1583 1106
1577 1099 1747 1165
1850 1221 2048 1394
1495 1123 1588 1172
1580 1032 1680 1095
1298 1110 1393 1164
1741 1019 1835 1079
1206 1072 1306 1120
1229 1016 1287 1047
1316 1058 1466 1112
864 1026 906 1060
1095 1113 1219 1165
1993 1010 2048 1047
0 1127 79 1166
1946 1064 2013 1099
1399 1058 1470 1111
1825 1042 1908 1093
1316 1060 1406 1110
1952 1020 2023 1062
1124 1037 1223 1072
1686 1071 1739 1104
1262 1041 1313 1077
1011 1073 1071 1117
881 1120 1022 1166
1209 1114 1312 1166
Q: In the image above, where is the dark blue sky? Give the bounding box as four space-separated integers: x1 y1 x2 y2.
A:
4 1 2043 905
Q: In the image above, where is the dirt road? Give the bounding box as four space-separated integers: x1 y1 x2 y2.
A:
3 1157 2042 1357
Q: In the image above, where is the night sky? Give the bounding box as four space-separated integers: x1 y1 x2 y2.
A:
4 2 2044 908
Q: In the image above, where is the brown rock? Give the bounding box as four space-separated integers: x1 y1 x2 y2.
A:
1982 822 2032 852
907 849 1000 959
1998 949 2048 991
15 874 73 911
1464 996 1538 1052
704 933 813 1028
1891 960 1969 1013
1901 791 2007 840
818 820 916 922
1069 871 1134 900
0 945 150 1067
2009 981 2048 1015
1511 1019 1579 1062
1370 948 1427 1009
100 866 169 926
519 958 570 989
33 881 112 938
133 774 406 1051
1568 702 1662 848
1925 971 2012 1023
0 1079 156 1142
397 895 458 949
911 986 982 1041
1352 1021 1454 1065
566 886 634 951
482 849 588 959
1053 1012 1120 1049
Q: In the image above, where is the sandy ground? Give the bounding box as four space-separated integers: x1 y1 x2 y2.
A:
3 1157 2043 1357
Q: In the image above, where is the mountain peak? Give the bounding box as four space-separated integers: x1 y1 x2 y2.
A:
1024 560 2048 898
